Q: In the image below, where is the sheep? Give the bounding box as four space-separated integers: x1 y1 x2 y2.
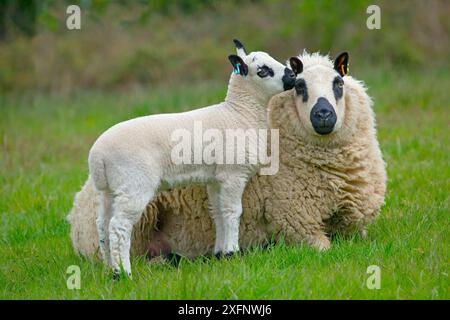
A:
84 39 296 276
67 51 386 260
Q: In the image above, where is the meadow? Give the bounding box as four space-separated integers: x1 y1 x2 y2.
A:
0 67 448 299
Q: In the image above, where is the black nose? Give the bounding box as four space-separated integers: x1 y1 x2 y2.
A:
310 97 337 135
287 69 296 78
282 68 296 90
314 109 333 120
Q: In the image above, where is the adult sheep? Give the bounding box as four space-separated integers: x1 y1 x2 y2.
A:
80 39 296 276
68 51 386 260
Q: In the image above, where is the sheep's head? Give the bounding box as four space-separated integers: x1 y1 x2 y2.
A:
289 52 349 136
228 39 296 100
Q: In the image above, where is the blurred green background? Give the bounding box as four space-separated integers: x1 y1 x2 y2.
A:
0 0 448 93
0 0 449 299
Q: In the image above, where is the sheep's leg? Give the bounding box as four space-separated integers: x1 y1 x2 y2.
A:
206 184 224 254
306 233 331 251
109 185 156 278
325 207 365 237
218 179 247 255
95 190 111 266
268 201 330 251
359 228 368 239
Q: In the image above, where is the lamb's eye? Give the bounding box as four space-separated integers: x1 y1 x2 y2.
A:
257 68 269 78
338 81 344 88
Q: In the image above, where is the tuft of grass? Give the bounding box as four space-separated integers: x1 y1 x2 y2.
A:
0 70 448 299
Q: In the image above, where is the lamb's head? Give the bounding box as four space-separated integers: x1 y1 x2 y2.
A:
289 52 349 136
228 39 296 100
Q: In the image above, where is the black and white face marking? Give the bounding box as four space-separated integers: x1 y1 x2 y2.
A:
290 53 352 136
332 76 344 101
243 52 295 95
282 68 296 90
228 39 295 97
295 78 309 102
257 65 275 78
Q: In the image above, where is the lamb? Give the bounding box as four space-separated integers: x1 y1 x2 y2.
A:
85 39 296 276
68 51 386 260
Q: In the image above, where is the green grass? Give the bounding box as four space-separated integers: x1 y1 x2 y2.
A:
0 69 448 299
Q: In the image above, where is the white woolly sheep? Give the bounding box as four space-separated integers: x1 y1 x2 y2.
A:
68 51 386 260
86 39 296 276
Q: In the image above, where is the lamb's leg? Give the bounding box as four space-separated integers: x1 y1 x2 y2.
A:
207 184 224 254
218 179 247 255
109 185 155 278
95 190 111 265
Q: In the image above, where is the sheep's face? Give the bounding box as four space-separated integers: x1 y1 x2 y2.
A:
289 53 349 136
228 39 296 100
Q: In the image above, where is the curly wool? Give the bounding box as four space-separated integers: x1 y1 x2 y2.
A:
67 54 386 259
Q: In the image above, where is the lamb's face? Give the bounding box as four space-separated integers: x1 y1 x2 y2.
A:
228 39 296 100
289 53 349 136
244 51 296 97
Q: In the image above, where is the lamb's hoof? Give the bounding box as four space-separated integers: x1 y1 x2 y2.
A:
215 251 239 260
112 269 121 281
111 269 132 280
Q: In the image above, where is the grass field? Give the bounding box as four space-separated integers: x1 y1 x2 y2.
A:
0 68 448 299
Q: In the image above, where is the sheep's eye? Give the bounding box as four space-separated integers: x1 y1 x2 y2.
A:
295 79 308 102
333 78 344 89
295 81 306 93
333 76 344 100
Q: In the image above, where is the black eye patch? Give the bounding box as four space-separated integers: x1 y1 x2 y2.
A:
333 76 344 100
257 65 274 78
295 78 308 102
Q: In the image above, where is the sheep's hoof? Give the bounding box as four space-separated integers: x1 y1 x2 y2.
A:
166 253 183 267
311 235 331 251
359 229 368 239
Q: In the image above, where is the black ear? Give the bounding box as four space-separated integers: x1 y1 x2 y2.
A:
228 54 248 76
334 52 349 76
233 38 247 56
289 57 303 75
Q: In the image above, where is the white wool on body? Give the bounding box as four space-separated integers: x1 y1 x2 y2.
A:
89 75 269 193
